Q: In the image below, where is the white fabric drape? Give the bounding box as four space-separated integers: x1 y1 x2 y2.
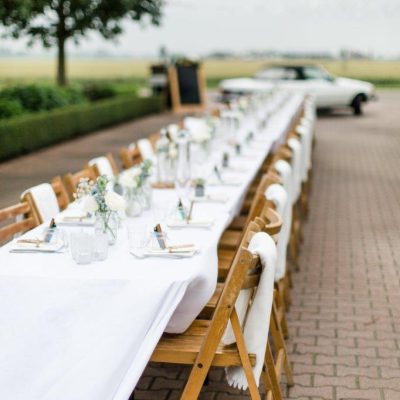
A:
89 156 115 179
224 232 277 390
137 139 156 162
265 184 290 281
21 183 60 223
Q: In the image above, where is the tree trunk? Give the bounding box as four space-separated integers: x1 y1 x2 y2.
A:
56 1 67 86
57 36 66 86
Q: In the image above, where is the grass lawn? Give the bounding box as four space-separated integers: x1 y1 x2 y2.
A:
1 57 400 88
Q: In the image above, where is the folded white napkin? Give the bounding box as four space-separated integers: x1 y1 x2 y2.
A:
191 194 228 203
89 156 115 179
265 184 290 281
21 183 59 223
11 239 64 253
223 232 277 390
167 219 214 228
55 209 95 226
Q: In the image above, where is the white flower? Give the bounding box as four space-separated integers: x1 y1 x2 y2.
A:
192 130 211 143
105 191 126 211
119 170 139 188
81 195 99 213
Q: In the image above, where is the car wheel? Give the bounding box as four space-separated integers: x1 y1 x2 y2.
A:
352 94 364 116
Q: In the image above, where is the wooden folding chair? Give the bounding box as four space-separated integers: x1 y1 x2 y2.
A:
63 165 97 201
150 224 282 400
120 143 142 169
0 198 40 245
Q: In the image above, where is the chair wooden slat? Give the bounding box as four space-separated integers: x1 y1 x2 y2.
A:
51 176 70 211
0 200 39 245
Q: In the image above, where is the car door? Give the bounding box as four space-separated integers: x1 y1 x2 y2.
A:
301 66 348 107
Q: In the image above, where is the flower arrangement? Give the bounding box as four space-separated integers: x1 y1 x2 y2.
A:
73 177 94 200
76 175 125 243
119 159 153 190
119 160 153 216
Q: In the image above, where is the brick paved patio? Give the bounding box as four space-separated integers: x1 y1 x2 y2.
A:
1 91 399 399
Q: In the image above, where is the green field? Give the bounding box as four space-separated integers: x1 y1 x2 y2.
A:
1 58 400 87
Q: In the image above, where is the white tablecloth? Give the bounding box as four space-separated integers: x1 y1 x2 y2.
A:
0 92 304 400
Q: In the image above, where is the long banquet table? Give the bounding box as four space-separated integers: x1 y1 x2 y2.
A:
0 92 304 400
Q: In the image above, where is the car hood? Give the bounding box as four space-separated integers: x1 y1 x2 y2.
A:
219 77 274 92
334 77 374 93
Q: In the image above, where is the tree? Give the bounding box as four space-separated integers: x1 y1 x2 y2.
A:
0 0 164 85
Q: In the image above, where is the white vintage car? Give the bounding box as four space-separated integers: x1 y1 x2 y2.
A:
220 64 376 115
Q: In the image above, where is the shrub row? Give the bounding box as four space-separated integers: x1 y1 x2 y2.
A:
0 94 162 161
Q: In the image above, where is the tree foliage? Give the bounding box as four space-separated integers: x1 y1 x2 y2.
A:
0 0 164 84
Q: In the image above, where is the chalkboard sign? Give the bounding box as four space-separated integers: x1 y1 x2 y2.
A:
169 63 206 113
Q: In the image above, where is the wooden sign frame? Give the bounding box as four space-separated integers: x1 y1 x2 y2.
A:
168 64 207 113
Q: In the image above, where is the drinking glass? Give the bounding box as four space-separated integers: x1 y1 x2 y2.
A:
92 232 108 261
70 232 93 265
127 227 149 251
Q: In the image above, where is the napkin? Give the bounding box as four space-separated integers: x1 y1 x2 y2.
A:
55 210 95 226
10 239 65 253
190 194 228 203
167 219 214 229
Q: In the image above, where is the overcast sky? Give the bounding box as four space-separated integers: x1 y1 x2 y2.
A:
2 0 400 58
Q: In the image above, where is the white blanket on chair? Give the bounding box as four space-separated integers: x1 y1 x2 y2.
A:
21 183 59 223
265 184 290 281
223 232 277 390
89 156 114 179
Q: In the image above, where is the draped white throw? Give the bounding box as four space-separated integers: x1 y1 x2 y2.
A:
265 183 290 281
224 232 277 390
137 138 156 162
21 183 60 223
89 156 115 179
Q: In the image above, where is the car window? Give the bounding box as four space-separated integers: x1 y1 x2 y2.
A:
255 67 297 80
303 66 332 80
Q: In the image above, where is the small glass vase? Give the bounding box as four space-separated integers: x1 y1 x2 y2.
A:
95 211 119 245
125 189 143 217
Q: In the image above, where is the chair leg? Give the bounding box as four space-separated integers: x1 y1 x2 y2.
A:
270 302 294 388
264 342 283 400
230 310 262 400
284 273 291 310
275 283 289 339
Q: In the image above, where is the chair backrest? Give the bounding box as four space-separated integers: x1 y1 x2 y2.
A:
20 183 60 224
88 154 117 179
120 143 142 169
256 171 282 196
0 198 40 245
254 205 283 237
51 176 70 211
63 166 97 201
187 224 263 383
137 138 156 162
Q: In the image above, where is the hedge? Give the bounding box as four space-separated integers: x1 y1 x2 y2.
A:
0 94 162 161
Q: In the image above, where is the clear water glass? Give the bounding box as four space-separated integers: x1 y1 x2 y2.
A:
127 227 149 251
70 231 93 265
92 232 108 261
